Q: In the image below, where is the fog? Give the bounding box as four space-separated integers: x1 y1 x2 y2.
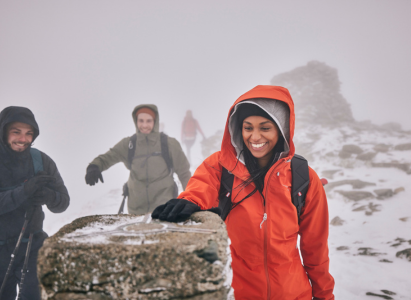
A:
1 1 411 232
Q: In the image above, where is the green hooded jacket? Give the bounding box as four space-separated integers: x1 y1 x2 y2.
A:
89 104 191 214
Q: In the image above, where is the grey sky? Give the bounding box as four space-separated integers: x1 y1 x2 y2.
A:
1 1 410 225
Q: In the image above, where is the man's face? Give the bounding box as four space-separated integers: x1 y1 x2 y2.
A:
7 122 34 152
137 113 154 134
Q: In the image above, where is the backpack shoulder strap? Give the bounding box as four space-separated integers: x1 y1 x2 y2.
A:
160 132 173 174
30 148 44 175
218 167 235 221
127 134 137 170
291 154 310 222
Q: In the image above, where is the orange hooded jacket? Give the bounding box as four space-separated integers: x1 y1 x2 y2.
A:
178 85 335 300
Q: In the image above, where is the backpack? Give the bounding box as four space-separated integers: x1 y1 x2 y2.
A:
0 148 43 192
218 154 309 223
126 132 177 197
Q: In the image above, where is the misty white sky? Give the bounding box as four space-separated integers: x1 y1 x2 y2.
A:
1 1 410 223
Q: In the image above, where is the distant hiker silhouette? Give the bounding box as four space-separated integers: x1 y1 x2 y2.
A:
181 110 205 163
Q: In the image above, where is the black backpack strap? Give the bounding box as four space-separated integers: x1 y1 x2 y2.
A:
218 167 235 221
291 154 310 223
160 132 173 175
30 148 44 175
127 134 137 170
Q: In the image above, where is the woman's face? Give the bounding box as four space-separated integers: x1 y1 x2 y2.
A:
242 116 280 168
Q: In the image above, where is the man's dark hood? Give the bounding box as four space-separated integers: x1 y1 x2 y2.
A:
0 106 39 155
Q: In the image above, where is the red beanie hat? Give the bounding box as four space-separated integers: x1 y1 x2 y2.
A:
135 107 156 120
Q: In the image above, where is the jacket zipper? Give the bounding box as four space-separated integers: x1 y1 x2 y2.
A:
261 159 285 300
263 205 270 300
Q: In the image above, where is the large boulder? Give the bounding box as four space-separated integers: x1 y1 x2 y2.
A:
37 212 230 300
271 61 354 127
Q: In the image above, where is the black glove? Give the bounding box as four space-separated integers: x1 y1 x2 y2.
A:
85 164 104 186
152 199 201 222
24 171 56 197
151 198 222 223
30 187 56 206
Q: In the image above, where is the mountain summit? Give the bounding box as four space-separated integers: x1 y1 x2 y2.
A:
271 61 354 127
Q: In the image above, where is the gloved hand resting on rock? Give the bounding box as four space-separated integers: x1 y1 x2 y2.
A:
152 198 221 223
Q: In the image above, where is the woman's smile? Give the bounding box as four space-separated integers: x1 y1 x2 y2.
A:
250 141 268 151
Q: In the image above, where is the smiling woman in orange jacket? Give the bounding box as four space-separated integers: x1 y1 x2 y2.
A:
152 85 335 300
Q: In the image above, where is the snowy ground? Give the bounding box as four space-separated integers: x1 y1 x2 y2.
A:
43 126 411 299
301 125 411 300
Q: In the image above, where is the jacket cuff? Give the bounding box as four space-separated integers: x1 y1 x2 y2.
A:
13 186 29 206
47 191 60 209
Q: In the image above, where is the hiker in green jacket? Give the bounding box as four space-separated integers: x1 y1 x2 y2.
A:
85 104 191 215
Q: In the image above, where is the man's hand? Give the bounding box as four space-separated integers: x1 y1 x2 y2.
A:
24 171 56 197
30 187 56 206
85 164 104 186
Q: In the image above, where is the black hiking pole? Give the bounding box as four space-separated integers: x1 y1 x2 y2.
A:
0 206 35 299
118 183 129 214
16 232 33 300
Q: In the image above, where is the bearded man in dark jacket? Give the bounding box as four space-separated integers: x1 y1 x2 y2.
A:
0 106 70 300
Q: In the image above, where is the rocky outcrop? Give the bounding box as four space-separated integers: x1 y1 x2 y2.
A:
365 291 394 299
373 144 391 153
373 189 394 200
330 216 345 226
321 170 341 180
37 212 230 300
356 152 377 161
325 179 375 191
271 61 354 127
394 143 411 151
394 187 405 194
335 190 374 201
352 203 381 216
357 248 386 257
396 248 411 262
201 130 223 159
380 122 402 131
371 162 411 174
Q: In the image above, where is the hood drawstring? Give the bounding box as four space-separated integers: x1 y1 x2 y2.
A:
260 213 267 229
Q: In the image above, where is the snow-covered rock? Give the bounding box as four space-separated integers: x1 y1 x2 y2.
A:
38 212 230 300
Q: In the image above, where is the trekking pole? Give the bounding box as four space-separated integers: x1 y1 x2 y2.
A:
0 207 34 299
16 232 33 300
118 183 129 214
